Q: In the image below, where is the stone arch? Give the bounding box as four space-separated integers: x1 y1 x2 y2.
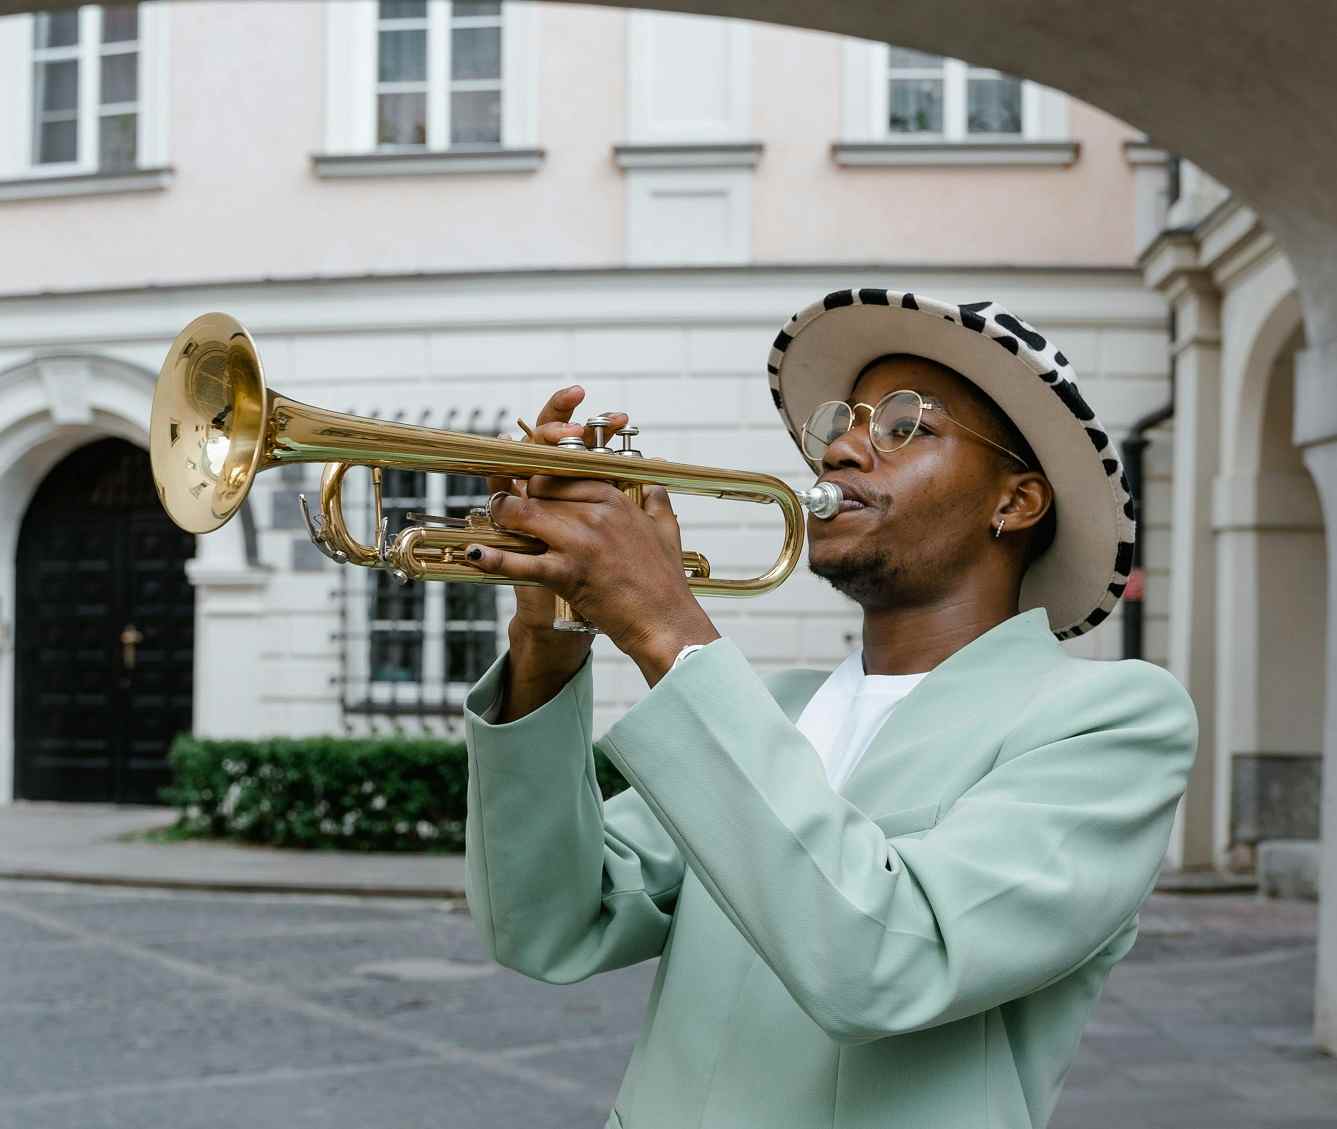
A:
0 352 256 800
1229 285 1306 472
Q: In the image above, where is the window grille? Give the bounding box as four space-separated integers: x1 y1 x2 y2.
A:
335 409 506 733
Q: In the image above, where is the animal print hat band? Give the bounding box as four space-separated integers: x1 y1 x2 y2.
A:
767 289 1135 639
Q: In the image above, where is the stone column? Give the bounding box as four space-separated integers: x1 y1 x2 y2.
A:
1295 339 1337 1054
1165 277 1224 869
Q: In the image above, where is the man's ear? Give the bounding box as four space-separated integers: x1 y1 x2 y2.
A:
993 472 1052 534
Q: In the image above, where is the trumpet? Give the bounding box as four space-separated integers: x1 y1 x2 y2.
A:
149 313 843 632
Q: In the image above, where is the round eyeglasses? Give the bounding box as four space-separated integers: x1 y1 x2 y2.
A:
800 389 1030 470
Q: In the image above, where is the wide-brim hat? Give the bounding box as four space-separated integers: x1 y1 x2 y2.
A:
767 288 1135 639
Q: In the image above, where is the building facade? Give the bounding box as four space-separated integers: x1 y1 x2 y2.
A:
0 3 1174 814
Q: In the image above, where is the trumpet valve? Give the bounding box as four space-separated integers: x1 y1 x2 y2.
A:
616 425 642 457
585 414 616 452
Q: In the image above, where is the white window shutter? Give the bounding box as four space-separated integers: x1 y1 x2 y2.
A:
324 0 378 153
0 15 33 178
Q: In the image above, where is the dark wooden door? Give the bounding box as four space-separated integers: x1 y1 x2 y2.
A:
15 439 195 804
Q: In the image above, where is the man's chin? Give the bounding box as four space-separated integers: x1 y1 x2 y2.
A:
807 548 899 607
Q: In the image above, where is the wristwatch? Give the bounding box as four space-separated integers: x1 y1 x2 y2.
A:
669 642 710 672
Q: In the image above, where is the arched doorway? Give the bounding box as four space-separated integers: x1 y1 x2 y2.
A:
14 438 195 804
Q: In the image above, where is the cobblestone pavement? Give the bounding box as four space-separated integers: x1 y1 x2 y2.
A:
0 882 1331 1129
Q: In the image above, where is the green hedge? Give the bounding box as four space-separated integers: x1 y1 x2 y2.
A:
162 734 629 852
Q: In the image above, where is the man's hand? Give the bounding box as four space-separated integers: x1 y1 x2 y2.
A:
488 386 625 641
470 398 719 686
488 386 619 721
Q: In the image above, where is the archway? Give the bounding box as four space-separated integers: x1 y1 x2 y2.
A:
14 438 195 803
0 352 258 802
1215 325 1326 868
7 0 1337 1055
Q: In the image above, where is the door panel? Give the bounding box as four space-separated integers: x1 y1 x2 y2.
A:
15 440 195 804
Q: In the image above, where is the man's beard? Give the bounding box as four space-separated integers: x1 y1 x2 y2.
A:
808 542 901 607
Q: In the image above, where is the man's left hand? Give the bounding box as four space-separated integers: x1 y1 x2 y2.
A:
462 476 720 684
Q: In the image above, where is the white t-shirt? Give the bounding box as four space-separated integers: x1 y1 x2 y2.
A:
796 650 929 793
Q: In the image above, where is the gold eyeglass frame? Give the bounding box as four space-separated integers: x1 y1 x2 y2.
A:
800 389 1030 471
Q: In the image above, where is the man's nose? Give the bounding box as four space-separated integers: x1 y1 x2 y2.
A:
821 417 875 472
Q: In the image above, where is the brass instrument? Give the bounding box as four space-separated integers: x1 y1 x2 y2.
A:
149 312 842 632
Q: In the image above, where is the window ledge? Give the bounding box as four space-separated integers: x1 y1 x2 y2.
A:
342 699 465 718
1123 139 1170 167
831 141 1079 168
613 142 764 171
311 148 545 178
0 166 174 203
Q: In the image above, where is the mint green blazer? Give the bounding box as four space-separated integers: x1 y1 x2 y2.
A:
463 609 1197 1129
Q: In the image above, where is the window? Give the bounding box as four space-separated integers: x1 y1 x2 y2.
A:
32 4 140 170
319 0 538 171
368 468 429 684
375 0 503 148
837 39 1072 165
441 473 499 685
0 2 169 193
885 46 943 134
884 48 1022 140
338 464 500 726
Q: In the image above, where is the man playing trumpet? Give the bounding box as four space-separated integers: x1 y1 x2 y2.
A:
460 290 1197 1129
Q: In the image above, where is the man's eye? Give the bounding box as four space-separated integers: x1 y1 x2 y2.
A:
879 416 919 439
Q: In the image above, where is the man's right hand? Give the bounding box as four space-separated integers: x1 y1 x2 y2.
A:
487 386 628 720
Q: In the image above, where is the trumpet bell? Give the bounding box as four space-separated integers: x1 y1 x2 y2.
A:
150 312 269 534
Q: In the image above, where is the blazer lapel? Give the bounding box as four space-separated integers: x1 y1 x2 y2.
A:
836 608 1062 804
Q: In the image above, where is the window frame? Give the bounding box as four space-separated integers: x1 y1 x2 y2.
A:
6 2 169 181
841 39 1067 148
323 0 538 159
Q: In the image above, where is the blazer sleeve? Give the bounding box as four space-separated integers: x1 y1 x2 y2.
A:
597 636 1199 1044
463 648 685 984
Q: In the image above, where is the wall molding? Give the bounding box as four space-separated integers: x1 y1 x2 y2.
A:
613 142 762 170
1123 139 1169 167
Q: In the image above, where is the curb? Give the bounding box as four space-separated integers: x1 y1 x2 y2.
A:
0 867 468 900
1155 869 1259 895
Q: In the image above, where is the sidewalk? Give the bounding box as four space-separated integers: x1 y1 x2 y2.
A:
0 801 1259 901
0 802 468 898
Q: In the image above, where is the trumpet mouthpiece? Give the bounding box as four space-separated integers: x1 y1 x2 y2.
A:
798 482 843 519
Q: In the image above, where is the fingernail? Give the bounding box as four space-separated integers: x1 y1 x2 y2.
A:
466 547 483 562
